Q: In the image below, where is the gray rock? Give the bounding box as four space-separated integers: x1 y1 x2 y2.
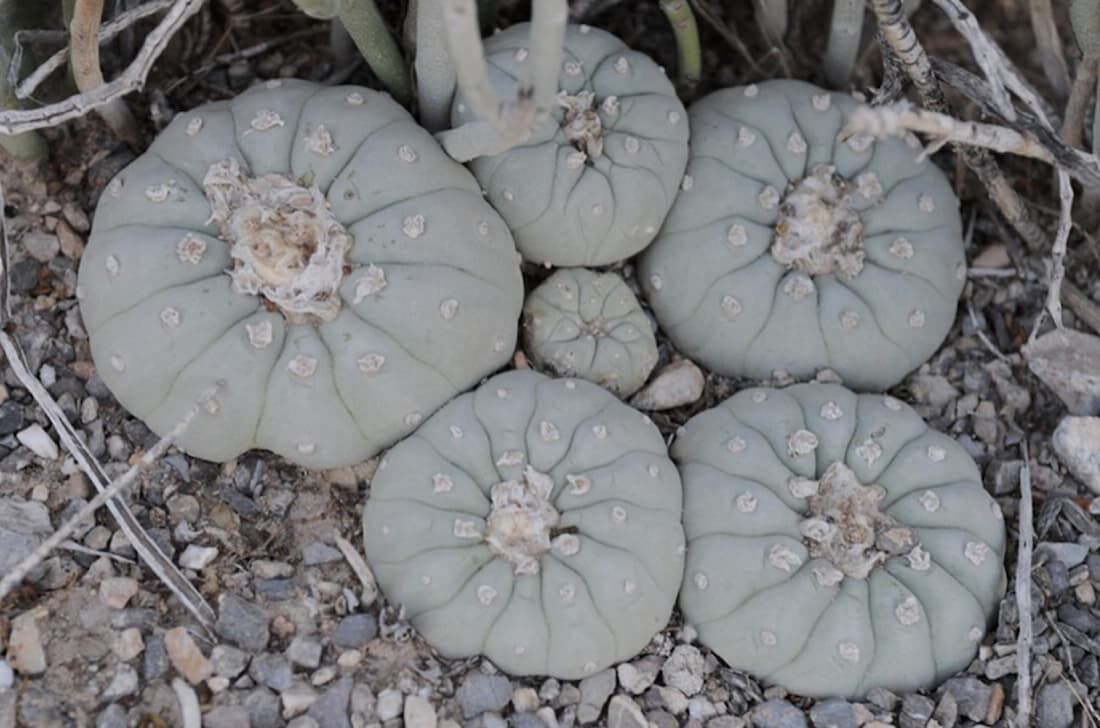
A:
216 593 270 652
0 498 52 577
376 688 404 721
1024 329 1100 414
578 669 616 723
511 713 546 728
617 656 662 695
281 681 318 719
307 675 351 728
332 613 377 647
286 636 322 669
144 633 171 681
9 259 40 293
607 695 647 728
210 645 250 679
202 705 251 728
645 709 679 728
630 359 705 411
301 541 342 565
243 688 285 728
103 665 139 699
939 675 991 723
286 718 319 728
864 687 898 712
932 691 958 727
808 698 858 728
249 653 293 691
457 672 512 718
751 700 808 728
910 373 960 409
8 609 46 675
1053 416 1100 493
1036 683 1075 728
899 694 935 728
0 659 12 689
707 718 747 728
0 401 24 435
661 644 704 696
403 694 437 728
96 703 128 728
22 231 60 262
255 578 297 601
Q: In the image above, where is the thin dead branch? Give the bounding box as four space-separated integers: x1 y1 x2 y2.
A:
1060 57 1096 148
869 0 1046 250
1016 444 1034 728
0 0 203 136
69 0 141 146
1029 0 1071 100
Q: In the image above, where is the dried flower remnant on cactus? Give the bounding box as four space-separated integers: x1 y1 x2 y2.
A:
363 370 685 679
78 80 523 468
639 80 967 391
451 23 690 267
523 268 658 397
674 383 1006 698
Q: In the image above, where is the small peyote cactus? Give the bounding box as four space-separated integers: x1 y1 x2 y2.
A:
639 80 966 391
674 383 1006 698
78 79 523 468
451 23 690 267
362 369 685 679
523 268 658 397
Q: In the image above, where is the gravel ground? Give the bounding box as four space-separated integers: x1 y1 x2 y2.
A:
3 1 1100 727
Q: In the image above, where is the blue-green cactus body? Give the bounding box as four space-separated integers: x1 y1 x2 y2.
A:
78 80 523 468
674 383 1006 698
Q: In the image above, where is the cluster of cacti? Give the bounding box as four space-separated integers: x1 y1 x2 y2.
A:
523 269 658 397
67 6 1001 702
362 370 685 679
77 79 523 469
674 384 1005 698
640 80 966 391
451 22 690 267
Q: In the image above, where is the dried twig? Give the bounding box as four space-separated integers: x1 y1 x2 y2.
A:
869 0 1046 250
0 175 216 629
335 534 378 606
1016 444 1034 728
11 0 175 101
0 386 207 602
0 0 203 136
824 0 866 87
69 0 141 146
1060 57 1096 149
1061 280 1100 334
1028 0 1071 100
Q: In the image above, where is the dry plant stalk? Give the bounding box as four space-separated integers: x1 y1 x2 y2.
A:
1028 0 1071 100
1016 446 1034 728
69 0 141 146
0 0 203 135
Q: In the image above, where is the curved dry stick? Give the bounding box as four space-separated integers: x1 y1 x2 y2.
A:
1029 0 1070 100
70 0 141 146
0 0 204 136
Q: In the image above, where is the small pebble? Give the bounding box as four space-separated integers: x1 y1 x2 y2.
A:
179 544 219 570
332 613 377 647
99 576 139 609
22 231 60 262
662 644 705 696
751 699 808 728
0 660 12 689
457 672 512 718
286 636 323 669
249 653 293 691
405 694 438 728
201 705 251 728
578 668 616 723
16 424 59 459
1052 416 1100 493
103 665 139 699
164 626 212 685
281 681 319 719
376 688 404 721
630 359 705 411
618 656 661 694
607 695 648 728
216 592 270 653
112 627 144 661
1036 682 1075 728
1024 329 1100 415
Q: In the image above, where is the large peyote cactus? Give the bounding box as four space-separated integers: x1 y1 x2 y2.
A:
523 268 658 397
77 79 523 468
639 80 966 391
362 369 685 679
674 383 1005 698
451 23 690 267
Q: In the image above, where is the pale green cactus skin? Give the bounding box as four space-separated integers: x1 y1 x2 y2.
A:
674 383 1006 699
363 370 685 679
639 80 966 391
523 269 657 397
78 79 523 469
451 23 690 267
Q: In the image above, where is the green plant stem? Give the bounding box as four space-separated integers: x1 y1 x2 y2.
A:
338 0 411 105
659 0 702 85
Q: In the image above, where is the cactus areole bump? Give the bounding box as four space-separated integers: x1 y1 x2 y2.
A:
675 384 1006 698
78 80 523 468
363 370 686 679
640 80 967 391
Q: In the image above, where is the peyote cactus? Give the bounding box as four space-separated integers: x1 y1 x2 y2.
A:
78 79 523 468
362 369 685 679
451 23 690 267
523 268 658 397
639 80 966 391
674 383 1006 698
